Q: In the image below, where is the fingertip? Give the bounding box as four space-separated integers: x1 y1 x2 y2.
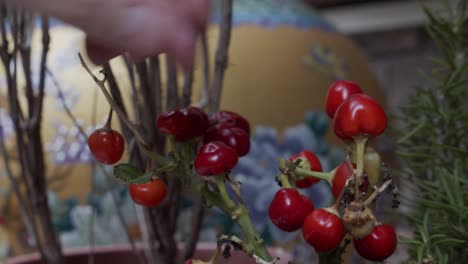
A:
167 27 197 70
85 37 121 65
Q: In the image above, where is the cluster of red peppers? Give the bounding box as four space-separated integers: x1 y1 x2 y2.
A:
86 79 398 263
268 80 398 262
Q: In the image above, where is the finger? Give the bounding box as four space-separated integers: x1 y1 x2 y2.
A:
178 0 212 31
166 25 198 70
191 0 212 30
85 37 124 65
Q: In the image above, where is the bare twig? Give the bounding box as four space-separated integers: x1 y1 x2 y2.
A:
78 53 151 149
28 15 49 128
135 60 157 145
137 207 158 262
123 56 142 124
101 166 147 264
165 57 179 111
197 31 211 109
19 11 34 116
182 69 194 107
209 0 233 113
102 63 135 140
0 117 45 261
149 56 162 114
363 180 393 206
88 171 96 264
183 194 205 260
46 68 88 136
48 65 145 264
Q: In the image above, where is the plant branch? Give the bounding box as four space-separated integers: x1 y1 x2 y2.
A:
182 68 194 107
102 63 135 139
0 116 45 260
197 31 210 109
209 0 233 113
165 56 179 111
101 166 147 264
363 179 393 206
149 56 163 114
78 53 151 149
183 194 205 260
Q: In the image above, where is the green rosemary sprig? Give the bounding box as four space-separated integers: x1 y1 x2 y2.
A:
397 0 468 263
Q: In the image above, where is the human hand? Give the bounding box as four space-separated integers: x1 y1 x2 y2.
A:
14 0 212 67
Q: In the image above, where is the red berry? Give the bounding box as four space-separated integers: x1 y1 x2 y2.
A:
194 141 239 176
175 107 209 142
156 109 189 135
333 94 387 140
268 188 314 232
332 162 354 199
353 224 397 262
210 110 250 135
289 150 322 188
88 128 125 165
184 260 193 264
331 162 368 199
204 125 250 157
326 80 363 119
129 178 168 207
302 208 345 253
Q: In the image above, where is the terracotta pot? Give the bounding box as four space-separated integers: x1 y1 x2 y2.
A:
7 243 292 264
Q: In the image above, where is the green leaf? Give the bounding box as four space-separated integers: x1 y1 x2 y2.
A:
417 244 425 263
113 163 152 184
438 168 456 205
432 238 466 247
418 224 429 245
399 236 424 245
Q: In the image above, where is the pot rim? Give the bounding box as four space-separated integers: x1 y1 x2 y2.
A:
8 242 290 263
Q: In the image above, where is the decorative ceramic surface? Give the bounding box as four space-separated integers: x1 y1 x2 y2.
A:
210 0 336 31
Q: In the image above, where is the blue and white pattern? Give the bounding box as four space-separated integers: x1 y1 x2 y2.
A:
302 44 350 80
44 117 106 165
210 0 336 31
0 108 14 140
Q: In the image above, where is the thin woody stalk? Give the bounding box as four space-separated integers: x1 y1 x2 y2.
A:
209 0 233 113
0 6 64 263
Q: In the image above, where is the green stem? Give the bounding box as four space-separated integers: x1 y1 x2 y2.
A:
210 176 273 262
397 122 425 144
215 176 237 210
349 143 357 164
354 136 368 201
236 206 272 261
278 173 293 188
182 141 195 184
197 184 231 214
294 168 335 185
144 150 171 166
168 135 180 160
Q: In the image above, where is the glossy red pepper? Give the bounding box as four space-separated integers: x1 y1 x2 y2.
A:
289 150 322 188
194 141 239 176
156 109 189 135
333 94 387 140
129 178 168 207
88 128 125 165
302 208 345 253
210 110 250 135
353 224 397 262
175 106 209 142
326 80 363 119
268 188 314 232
